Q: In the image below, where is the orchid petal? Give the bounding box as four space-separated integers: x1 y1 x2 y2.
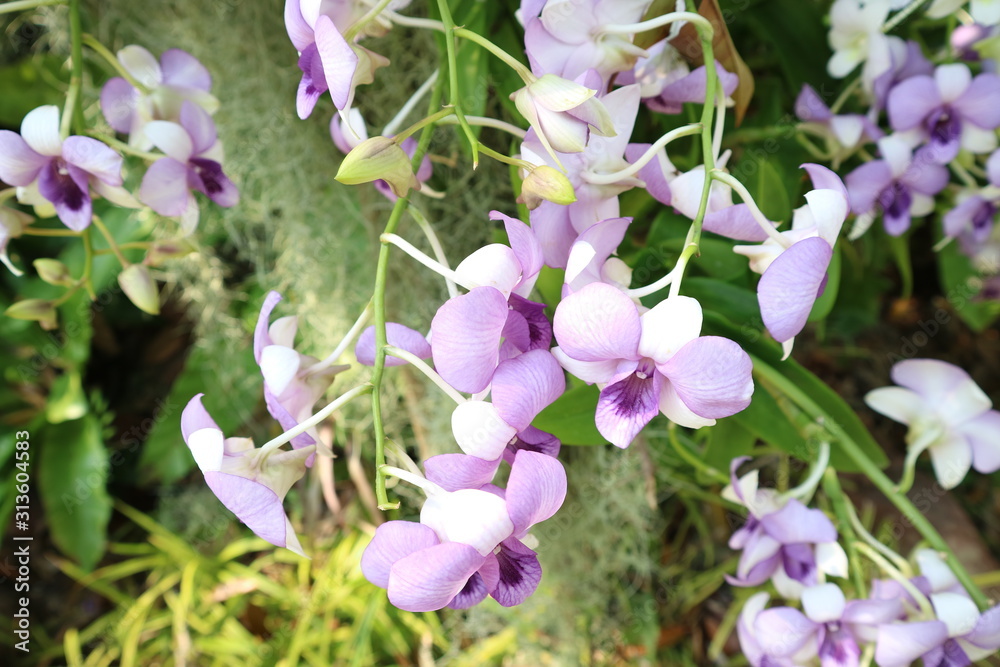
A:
431 287 510 393
553 282 640 362
20 106 63 157
492 349 565 431
356 322 431 367
491 537 542 607
387 542 485 612
0 131 47 186
758 237 832 343
657 336 753 419
638 296 702 363
595 368 662 448
424 453 500 492
505 449 567 535
361 521 440 588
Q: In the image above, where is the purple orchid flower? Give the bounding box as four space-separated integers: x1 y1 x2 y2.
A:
864 359 1000 489
284 0 389 118
449 348 565 461
871 37 934 114
725 458 848 598
844 134 949 238
0 106 125 231
100 45 218 147
512 72 616 159
731 164 849 356
360 449 566 611
795 83 883 151
354 322 432 367
430 212 550 393
944 149 1000 244
524 0 652 85
139 101 238 234
182 394 311 556
740 585 903 667
888 63 1000 164
563 216 632 296
552 282 753 447
521 84 643 268
876 594 1000 667
253 291 348 467
330 108 432 201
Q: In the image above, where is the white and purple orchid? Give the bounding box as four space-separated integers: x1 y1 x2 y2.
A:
795 83 883 157
887 63 1000 164
864 359 1000 489
876 594 1000 667
100 45 218 147
139 101 239 234
182 394 311 556
0 106 126 231
254 291 348 467
360 449 566 611
551 282 753 447
827 0 893 90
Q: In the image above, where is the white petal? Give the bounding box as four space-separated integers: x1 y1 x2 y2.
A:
117 45 163 89
864 386 922 425
20 105 63 157
420 488 514 556
638 296 702 363
929 437 973 490
451 400 517 461
260 344 302 397
931 592 981 637
960 124 998 156
268 315 299 349
935 64 972 104
804 189 848 245
455 244 522 298
144 121 194 162
877 135 913 179
816 541 849 579
802 583 847 623
659 381 715 429
187 427 224 472
916 549 960 593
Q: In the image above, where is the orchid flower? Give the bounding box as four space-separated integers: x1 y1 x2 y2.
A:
618 41 740 116
0 204 31 275
552 283 753 447
724 458 849 599
795 84 883 156
254 291 348 467
887 63 1000 163
928 0 1000 26
864 359 1000 490
512 73 616 160
731 164 849 357
139 101 239 234
876 594 1000 667
182 394 311 556
360 449 566 611
354 322 432 367
0 106 126 231
872 38 934 114
100 45 218 148
844 134 949 238
563 216 632 296
827 0 893 91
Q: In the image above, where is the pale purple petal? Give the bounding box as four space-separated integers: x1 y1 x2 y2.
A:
659 63 739 106
424 453 500 492
100 78 139 134
160 48 212 90
284 0 315 52
448 556 497 609
314 16 357 110
795 84 833 122
295 46 324 120
387 542 486 612
361 521 441 588
703 204 774 242
657 336 753 419
565 217 630 287
988 150 1000 187
758 237 833 343
887 75 941 131
760 499 838 544
953 73 1000 129
181 393 221 440
842 598 905 626
846 161 894 214
734 530 782 583
625 143 673 206
492 349 566 431
0 131 47 186
431 287 509 393
139 157 193 217
204 471 287 547
499 309 531 357
491 537 542 607
529 200 577 269
963 410 1000 474
595 368 662 448
754 607 817 656
968 604 1000 649
802 163 849 202
62 136 123 186
505 449 567 536
492 210 543 295
553 282 641 362
899 160 949 196
891 359 991 423
356 323 431 367
875 621 949 667
38 161 91 231
253 291 283 362
179 101 217 155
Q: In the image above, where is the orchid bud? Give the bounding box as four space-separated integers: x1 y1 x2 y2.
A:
144 239 196 267
336 136 419 198
118 264 160 315
518 165 576 209
512 74 615 159
33 259 73 286
6 299 57 329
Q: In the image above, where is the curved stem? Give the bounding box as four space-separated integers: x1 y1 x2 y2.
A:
855 542 934 618
0 0 65 13
476 142 533 171
81 227 96 299
343 0 395 41
408 206 459 299
90 215 130 267
883 0 927 33
780 441 829 505
384 10 445 32
259 384 373 455
305 300 373 376
87 132 162 161
668 424 729 485
380 465 444 496
381 233 473 291
710 170 791 248
82 34 149 93
753 358 990 610
385 345 465 405
436 1 479 166
822 470 868 597
896 424 939 495
453 27 533 82
601 11 713 36
843 495 912 577
393 107 454 142
437 115 527 140
581 123 701 185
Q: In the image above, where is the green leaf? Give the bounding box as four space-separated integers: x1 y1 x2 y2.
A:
0 57 67 127
678 277 760 327
39 415 112 570
704 417 755 469
808 241 841 322
692 237 749 282
937 239 1000 332
729 381 804 457
532 384 607 446
740 157 790 223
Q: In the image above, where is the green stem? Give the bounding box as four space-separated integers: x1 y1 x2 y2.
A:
435 0 479 167
82 34 149 93
343 0 394 41
0 0 63 15
60 0 84 138
667 424 728 485
369 76 445 510
86 132 161 161
453 27 533 81
22 228 82 237
822 469 868 597
81 227 96 299
392 107 454 142
90 215 130 267
754 358 990 609
476 142 533 171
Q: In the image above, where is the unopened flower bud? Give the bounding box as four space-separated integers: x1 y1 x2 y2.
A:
518 165 577 209
34 259 73 286
118 264 160 315
335 136 419 198
144 239 196 267
6 298 57 329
